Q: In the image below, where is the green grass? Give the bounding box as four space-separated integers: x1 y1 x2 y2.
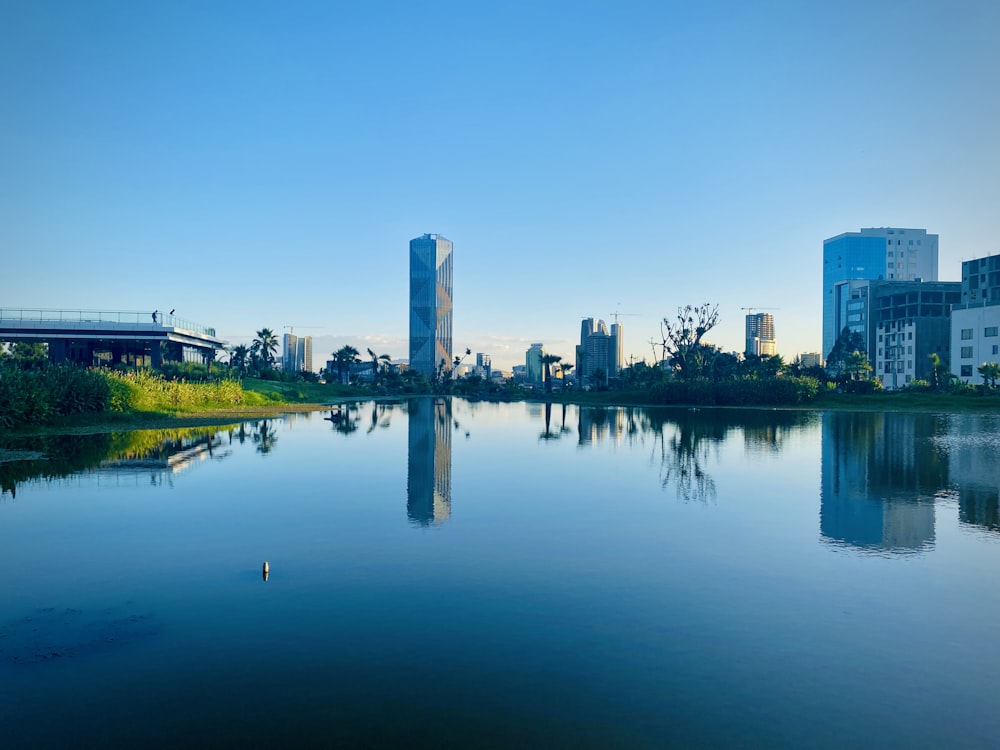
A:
241 378 369 404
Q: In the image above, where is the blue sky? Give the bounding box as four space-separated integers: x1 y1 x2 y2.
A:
3 0 999 370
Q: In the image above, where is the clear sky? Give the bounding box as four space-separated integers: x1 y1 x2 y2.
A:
3 0 999 371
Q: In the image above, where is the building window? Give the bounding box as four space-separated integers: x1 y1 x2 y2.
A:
961 346 973 358
908 346 912 354
961 328 974 340
961 365 973 377
994 345 999 355
986 327 998 337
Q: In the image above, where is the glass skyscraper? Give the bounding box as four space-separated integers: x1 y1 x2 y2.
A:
409 234 453 377
822 228 938 359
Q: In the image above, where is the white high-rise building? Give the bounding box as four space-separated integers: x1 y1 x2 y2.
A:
745 313 776 357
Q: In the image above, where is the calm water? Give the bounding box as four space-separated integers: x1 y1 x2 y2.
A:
2 399 1000 748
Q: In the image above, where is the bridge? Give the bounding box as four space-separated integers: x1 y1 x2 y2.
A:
0 308 228 368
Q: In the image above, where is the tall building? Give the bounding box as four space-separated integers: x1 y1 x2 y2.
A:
951 253 1000 382
576 318 622 385
282 333 313 373
409 234 453 377
745 313 776 357
526 343 545 385
823 228 939 359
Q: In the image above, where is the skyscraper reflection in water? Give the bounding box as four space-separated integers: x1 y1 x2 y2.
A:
407 397 452 526
820 411 943 554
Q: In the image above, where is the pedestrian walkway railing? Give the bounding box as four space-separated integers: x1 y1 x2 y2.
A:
0 308 218 337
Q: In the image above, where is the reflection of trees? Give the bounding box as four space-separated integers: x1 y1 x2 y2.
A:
251 419 279 454
940 414 1000 534
655 413 726 504
540 402 558 442
1 426 238 498
572 405 814 503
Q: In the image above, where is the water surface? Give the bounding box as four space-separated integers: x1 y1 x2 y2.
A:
2 400 999 748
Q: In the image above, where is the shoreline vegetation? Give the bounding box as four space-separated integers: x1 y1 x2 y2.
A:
2 363 1000 441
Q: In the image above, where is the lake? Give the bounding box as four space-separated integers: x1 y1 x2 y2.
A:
2 399 999 748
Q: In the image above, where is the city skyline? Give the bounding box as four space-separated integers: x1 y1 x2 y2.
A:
4 2 999 371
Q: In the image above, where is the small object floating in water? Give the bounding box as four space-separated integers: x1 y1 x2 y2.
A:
262 561 269 582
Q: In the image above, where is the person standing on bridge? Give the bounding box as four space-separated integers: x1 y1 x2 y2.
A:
152 310 158 323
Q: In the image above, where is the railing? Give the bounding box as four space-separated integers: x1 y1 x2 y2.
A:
0 308 217 337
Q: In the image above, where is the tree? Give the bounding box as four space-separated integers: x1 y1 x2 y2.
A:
229 344 250 377
977 361 1000 389
557 362 574 385
658 303 720 380
826 327 866 377
928 352 953 391
541 353 562 394
332 345 361 384
841 350 873 382
252 328 278 372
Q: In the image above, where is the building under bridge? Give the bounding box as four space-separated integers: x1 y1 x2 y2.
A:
0 308 227 368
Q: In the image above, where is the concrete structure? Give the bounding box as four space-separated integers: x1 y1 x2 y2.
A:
951 253 1000 383
525 343 545 385
823 228 939 360
282 333 313 374
409 233 453 377
872 281 960 389
798 352 824 368
745 312 776 357
576 317 622 385
0 308 226 367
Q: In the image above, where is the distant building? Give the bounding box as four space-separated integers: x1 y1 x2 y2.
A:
576 318 622 385
951 253 1000 383
282 333 313 373
409 233 453 377
823 228 939 360
511 364 526 382
475 352 492 380
745 313 776 357
798 352 824 369
526 343 545 385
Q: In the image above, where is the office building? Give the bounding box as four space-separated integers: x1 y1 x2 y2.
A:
951 253 1000 382
409 233 453 377
526 343 545 385
745 312 776 357
873 281 959 389
576 318 622 385
823 228 938 359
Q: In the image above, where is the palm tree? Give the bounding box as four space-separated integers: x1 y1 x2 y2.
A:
558 362 574 385
333 345 361 384
977 361 1000 389
229 344 250 377
541 354 562 394
252 328 278 372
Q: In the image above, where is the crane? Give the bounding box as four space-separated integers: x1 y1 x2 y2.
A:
740 307 780 316
283 325 324 335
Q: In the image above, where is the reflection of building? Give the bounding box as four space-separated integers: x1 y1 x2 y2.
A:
577 406 625 445
823 227 939 360
944 415 1000 533
409 234 453 377
407 398 452 525
745 313 776 357
820 412 943 553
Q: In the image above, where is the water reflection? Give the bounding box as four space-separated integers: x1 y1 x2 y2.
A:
572 405 816 503
406 397 452 526
820 412 946 554
0 426 239 498
937 414 1000 535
